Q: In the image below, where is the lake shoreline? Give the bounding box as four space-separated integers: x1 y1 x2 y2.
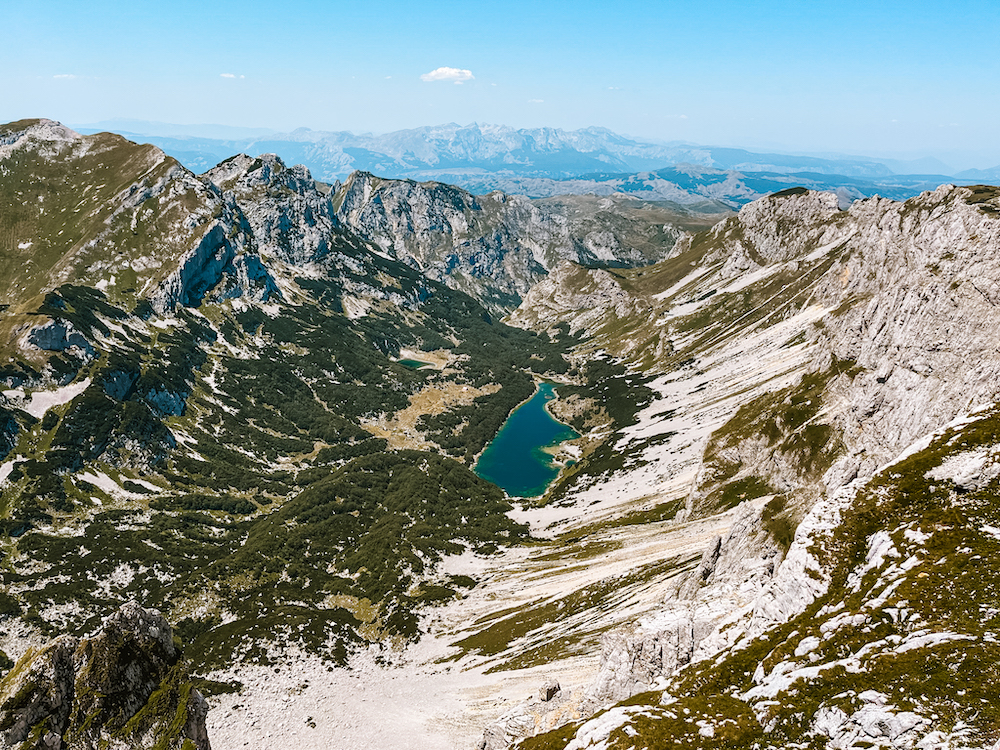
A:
473 380 580 498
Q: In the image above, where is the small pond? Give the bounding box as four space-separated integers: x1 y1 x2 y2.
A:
474 382 580 497
398 358 434 369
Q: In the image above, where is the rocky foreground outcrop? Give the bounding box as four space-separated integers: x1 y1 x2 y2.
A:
0 602 209 750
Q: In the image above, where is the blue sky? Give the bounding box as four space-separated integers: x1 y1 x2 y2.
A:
5 0 1000 167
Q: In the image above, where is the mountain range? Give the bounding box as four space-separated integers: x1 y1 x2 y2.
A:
73 120 984 207
2 119 1000 750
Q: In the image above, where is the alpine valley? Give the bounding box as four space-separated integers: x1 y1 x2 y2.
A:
2 119 1000 750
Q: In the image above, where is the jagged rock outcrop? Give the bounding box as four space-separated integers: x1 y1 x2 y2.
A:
332 172 709 314
205 153 345 266
0 602 209 750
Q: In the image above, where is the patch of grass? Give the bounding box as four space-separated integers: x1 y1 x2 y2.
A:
706 476 774 512
761 495 795 550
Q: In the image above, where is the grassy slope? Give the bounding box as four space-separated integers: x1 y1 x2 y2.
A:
522 404 1000 748
0 123 594 678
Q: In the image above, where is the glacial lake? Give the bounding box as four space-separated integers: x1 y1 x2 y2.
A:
474 382 580 497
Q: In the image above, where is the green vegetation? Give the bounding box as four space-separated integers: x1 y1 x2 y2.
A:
0 126 207 313
524 405 1000 750
0 223 579 670
761 494 795 550
706 475 774 512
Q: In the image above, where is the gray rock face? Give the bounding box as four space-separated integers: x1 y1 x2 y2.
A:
0 602 210 750
539 680 561 702
478 681 577 750
102 370 138 402
149 199 276 313
332 172 697 314
143 388 186 417
333 171 566 313
582 502 783 711
27 321 96 358
205 153 345 267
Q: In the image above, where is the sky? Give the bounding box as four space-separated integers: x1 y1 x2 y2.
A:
4 0 1000 169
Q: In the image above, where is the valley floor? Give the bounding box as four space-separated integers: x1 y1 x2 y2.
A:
206 273 833 749
205 505 739 750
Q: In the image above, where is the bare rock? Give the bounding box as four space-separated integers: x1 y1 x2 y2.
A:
0 635 78 749
27 320 95 358
539 680 561 702
0 602 210 750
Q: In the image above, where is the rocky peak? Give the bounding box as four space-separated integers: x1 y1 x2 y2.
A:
205 152 347 266
205 152 315 196
0 602 209 750
0 119 80 159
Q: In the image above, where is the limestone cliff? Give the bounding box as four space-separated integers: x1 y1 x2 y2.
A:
0 602 209 750
332 171 726 314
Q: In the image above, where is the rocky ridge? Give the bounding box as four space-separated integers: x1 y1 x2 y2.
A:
0 602 209 750
492 184 1000 748
331 171 726 314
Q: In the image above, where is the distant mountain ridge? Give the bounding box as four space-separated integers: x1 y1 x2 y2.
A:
72 120 942 179
67 120 987 208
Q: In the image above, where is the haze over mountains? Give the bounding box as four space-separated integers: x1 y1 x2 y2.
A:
74 120 985 208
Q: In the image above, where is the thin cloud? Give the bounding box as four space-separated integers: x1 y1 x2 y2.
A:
420 67 474 84
53 74 77 80
528 99 544 103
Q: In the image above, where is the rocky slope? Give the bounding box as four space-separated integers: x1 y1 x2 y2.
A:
0 602 209 750
494 184 1000 748
331 171 727 314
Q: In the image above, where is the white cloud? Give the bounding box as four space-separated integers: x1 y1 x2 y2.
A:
528 99 544 103
420 67 474 84
53 74 76 80
220 73 245 79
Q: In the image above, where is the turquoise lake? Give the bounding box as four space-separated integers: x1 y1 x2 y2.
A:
474 382 580 497
398 358 433 369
